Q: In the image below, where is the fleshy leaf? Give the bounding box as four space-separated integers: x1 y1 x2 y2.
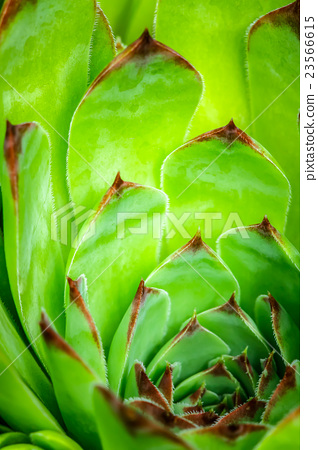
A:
162 120 290 252
181 422 268 450
0 432 29 447
255 294 300 363
66 173 167 350
133 363 171 412
0 227 16 322
88 6 116 85
30 430 83 450
65 277 107 382
257 352 280 401
263 361 300 425
247 1 300 247
198 294 269 371
146 315 230 386
218 398 266 425
128 398 196 430
0 299 60 418
1 122 65 362
0 0 96 209
155 0 287 136
217 217 300 323
40 313 101 450
108 281 170 394
68 29 202 209
222 352 258 398
146 231 239 338
257 407 300 449
174 360 243 403
93 385 188 450
0 347 62 434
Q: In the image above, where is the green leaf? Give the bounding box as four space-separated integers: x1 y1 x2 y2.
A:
88 6 116 85
217 217 300 323
146 231 239 339
257 352 280 401
0 228 16 322
108 281 170 395
65 277 107 382
0 347 62 434
0 299 60 418
147 315 230 385
0 445 43 449
0 0 96 209
247 1 300 248
174 360 242 403
222 352 258 398
263 361 300 425
93 385 186 450
30 431 83 450
162 120 290 252
40 313 101 450
0 432 29 447
181 422 268 450
255 295 300 363
218 398 266 425
155 0 288 136
197 294 269 371
66 173 167 350
1 123 65 362
257 407 300 449
68 30 202 209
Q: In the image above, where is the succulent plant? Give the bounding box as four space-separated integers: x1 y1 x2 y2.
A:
0 1 300 449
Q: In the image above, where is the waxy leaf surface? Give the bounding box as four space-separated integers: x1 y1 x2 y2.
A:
66 174 167 350
147 232 239 338
162 120 290 253
217 217 300 323
68 30 202 209
248 1 300 247
1 123 65 362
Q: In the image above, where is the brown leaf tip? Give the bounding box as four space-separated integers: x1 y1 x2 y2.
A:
96 172 135 214
179 229 213 256
188 383 206 405
254 216 280 239
158 364 174 405
39 312 84 363
218 398 266 426
217 293 240 315
173 314 201 343
187 119 256 149
0 0 37 35
85 26 201 98
249 0 300 40
4 121 35 205
67 276 101 350
265 293 281 316
96 386 190 446
211 422 267 440
134 363 170 411
207 361 232 379
127 280 145 345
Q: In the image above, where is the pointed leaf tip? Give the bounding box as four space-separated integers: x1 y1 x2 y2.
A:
134 363 170 411
4 121 35 205
67 276 102 351
256 216 280 237
250 0 300 39
40 312 86 363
